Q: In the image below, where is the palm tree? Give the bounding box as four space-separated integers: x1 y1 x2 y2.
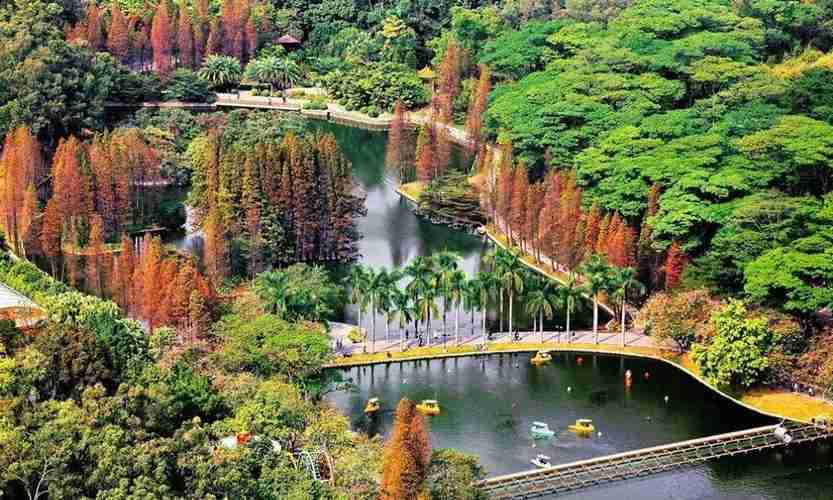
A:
253 270 290 316
463 277 482 340
198 55 242 91
344 265 368 335
433 250 460 342
496 250 525 337
405 256 435 345
578 254 614 344
483 248 509 332
525 277 556 344
475 270 499 343
381 269 404 343
414 288 438 346
244 56 283 97
610 267 645 348
365 268 386 353
560 273 585 343
276 57 302 102
449 269 467 346
391 288 413 351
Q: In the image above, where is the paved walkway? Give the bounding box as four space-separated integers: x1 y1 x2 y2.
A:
336 327 669 355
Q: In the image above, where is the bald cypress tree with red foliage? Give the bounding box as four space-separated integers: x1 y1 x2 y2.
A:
607 219 627 268
193 0 210 63
110 234 134 311
0 128 42 258
52 136 93 231
415 123 435 183
177 6 195 69
381 399 431 500
539 171 562 268
623 224 637 268
206 17 223 56
85 3 104 50
41 200 63 277
156 258 179 327
437 38 461 118
665 241 687 290
496 154 515 238
434 120 452 177
525 183 545 261
385 101 413 182
107 1 130 62
85 215 106 297
583 203 601 255
221 0 249 60
464 65 491 157
245 16 258 61
511 165 529 247
172 259 197 329
559 172 584 268
151 0 174 77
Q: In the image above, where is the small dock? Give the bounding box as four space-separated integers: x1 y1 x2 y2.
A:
480 421 832 499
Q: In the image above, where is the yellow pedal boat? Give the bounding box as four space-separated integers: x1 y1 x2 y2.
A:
530 351 553 365
416 399 441 416
568 419 594 435
364 398 380 415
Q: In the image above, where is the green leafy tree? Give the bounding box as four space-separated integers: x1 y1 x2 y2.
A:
691 300 780 387
198 55 242 91
0 0 119 138
255 264 343 323
425 448 487 500
161 69 214 102
217 314 331 383
744 229 833 319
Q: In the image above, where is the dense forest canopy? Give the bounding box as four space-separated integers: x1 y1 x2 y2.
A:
478 0 833 327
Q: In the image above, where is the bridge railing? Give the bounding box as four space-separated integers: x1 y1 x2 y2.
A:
479 422 832 498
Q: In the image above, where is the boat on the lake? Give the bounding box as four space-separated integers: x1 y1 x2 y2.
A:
530 351 552 365
364 397 380 415
531 453 553 468
416 399 441 415
568 419 595 435
531 421 555 439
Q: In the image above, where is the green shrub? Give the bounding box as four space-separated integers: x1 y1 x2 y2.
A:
347 328 365 343
302 95 328 110
319 61 428 112
162 69 215 103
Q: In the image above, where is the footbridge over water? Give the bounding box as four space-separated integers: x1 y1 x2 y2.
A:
479 421 832 499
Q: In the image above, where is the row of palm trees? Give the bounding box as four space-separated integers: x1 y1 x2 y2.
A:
199 54 302 99
343 247 644 353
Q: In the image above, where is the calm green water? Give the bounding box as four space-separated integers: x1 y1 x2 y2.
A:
328 353 833 500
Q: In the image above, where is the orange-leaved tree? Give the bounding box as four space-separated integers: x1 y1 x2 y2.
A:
381 398 431 500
